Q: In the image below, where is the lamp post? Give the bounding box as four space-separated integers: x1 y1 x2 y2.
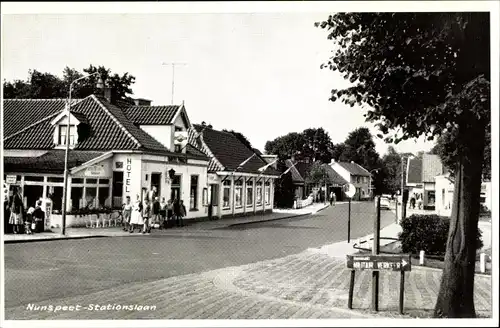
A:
60 72 101 236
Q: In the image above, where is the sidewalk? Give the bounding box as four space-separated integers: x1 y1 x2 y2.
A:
3 202 329 243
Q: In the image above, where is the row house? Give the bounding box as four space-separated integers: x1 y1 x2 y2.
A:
3 86 279 226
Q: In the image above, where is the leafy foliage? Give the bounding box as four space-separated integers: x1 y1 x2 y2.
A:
305 162 328 185
316 13 490 142
3 65 136 102
265 128 334 163
399 214 483 256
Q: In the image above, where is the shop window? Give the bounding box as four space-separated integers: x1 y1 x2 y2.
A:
85 187 97 208
234 180 243 208
265 181 270 205
256 182 262 205
72 178 84 184
24 176 44 182
86 178 98 184
98 187 109 208
223 180 231 209
71 187 83 210
47 177 64 183
190 175 199 210
246 180 253 206
99 179 109 185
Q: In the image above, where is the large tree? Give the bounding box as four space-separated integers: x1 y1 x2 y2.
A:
338 127 381 171
3 65 136 102
265 128 334 163
381 146 403 194
317 13 490 317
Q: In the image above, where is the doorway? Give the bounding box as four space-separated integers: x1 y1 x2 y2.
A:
112 171 124 208
151 172 161 198
24 185 43 209
170 175 181 201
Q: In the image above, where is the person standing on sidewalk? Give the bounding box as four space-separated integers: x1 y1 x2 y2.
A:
32 200 45 233
173 198 181 227
178 199 186 227
129 194 143 233
142 198 152 234
9 186 24 234
329 191 334 206
167 199 174 228
160 197 167 229
152 197 161 230
122 196 132 231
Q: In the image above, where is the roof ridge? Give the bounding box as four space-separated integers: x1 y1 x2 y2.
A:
3 98 82 101
193 127 225 171
90 95 142 148
4 110 61 141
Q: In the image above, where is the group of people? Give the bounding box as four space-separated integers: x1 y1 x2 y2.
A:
121 194 187 234
409 193 423 209
4 186 45 234
329 191 337 206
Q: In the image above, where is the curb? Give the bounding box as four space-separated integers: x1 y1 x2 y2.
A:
4 234 110 244
225 212 313 228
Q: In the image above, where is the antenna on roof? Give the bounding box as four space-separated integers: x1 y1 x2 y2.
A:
161 62 187 105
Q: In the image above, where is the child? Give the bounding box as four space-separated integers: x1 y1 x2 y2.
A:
142 199 151 234
25 207 35 234
122 196 132 231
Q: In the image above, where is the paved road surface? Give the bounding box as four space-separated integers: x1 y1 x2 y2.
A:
4 202 395 310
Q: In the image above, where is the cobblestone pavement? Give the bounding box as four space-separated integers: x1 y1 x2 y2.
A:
5 249 491 320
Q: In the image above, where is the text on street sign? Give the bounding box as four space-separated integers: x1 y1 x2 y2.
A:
346 254 411 272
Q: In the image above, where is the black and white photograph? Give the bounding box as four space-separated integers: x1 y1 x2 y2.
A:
1 1 498 326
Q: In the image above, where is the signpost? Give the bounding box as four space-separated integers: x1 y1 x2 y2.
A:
344 183 356 243
346 196 411 314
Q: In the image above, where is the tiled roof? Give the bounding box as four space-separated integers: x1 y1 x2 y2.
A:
122 105 179 125
407 157 423 184
422 153 445 182
3 150 105 174
336 161 371 176
253 148 263 156
188 126 223 171
3 95 169 152
323 164 349 186
194 124 280 176
285 159 305 183
71 111 89 124
3 98 81 138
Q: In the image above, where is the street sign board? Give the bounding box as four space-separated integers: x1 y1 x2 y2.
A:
6 175 17 184
346 254 411 272
345 183 356 198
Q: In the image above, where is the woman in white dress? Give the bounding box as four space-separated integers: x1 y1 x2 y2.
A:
129 194 143 233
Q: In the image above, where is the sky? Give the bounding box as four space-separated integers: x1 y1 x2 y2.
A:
2 9 441 157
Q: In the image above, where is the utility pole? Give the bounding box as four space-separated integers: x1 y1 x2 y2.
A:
162 62 187 105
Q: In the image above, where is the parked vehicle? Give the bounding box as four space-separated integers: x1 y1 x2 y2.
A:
380 196 391 210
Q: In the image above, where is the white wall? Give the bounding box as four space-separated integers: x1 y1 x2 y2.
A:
139 125 173 151
435 176 453 216
113 153 143 203
331 163 351 183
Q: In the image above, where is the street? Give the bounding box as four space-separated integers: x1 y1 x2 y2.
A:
4 202 395 314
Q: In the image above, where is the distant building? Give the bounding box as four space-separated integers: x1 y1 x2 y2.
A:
330 160 371 201
406 153 446 209
435 172 491 216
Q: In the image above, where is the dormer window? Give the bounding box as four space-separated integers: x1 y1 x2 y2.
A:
59 125 77 146
51 110 89 149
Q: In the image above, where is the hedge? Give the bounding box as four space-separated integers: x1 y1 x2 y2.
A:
398 214 483 256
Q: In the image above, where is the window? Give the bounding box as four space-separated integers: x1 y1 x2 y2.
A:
223 180 231 209
59 125 76 146
246 180 253 206
170 175 181 201
265 181 271 205
256 182 262 205
98 187 109 208
47 177 64 183
85 187 97 208
175 126 183 132
175 144 182 153
24 176 44 182
72 178 84 184
234 180 243 208
86 178 98 184
202 188 208 206
99 179 109 185
190 175 199 210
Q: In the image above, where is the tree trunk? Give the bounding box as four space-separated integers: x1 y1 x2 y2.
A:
434 122 486 318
